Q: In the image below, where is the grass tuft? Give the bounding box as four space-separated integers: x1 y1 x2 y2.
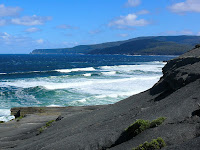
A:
126 119 150 136
150 117 166 128
38 120 55 135
132 137 166 150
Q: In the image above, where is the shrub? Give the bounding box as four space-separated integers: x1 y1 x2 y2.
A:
111 117 167 147
132 137 166 150
126 119 151 136
150 117 166 128
0 121 4 123
125 117 166 137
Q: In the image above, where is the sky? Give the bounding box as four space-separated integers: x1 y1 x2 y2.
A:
0 0 200 54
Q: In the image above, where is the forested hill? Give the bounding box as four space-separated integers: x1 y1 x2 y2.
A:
31 35 200 55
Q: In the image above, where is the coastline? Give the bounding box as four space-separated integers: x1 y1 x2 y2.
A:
1 47 200 149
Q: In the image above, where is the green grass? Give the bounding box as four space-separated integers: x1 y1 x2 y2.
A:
38 120 55 134
122 117 166 141
126 117 166 136
45 120 55 127
125 119 151 136
132 137 166 150
150 117 166 128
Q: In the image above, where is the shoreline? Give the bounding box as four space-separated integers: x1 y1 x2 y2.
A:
1 47 200 149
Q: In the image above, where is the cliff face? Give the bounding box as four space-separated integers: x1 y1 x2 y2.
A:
150 48 200 102
1 47 200 150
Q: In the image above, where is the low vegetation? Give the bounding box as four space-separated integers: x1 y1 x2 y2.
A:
111 117 166 147
0 121 4 123
125 117 166 137
38 120 55 134
132 137 166 150
125 119 151 137
16 115 24 122
150 117 166 128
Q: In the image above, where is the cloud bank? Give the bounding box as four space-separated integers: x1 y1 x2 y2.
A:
125 0 141 7
0 4 22 17
169 0 200 13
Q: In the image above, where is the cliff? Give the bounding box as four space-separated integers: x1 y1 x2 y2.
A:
1 46 200 150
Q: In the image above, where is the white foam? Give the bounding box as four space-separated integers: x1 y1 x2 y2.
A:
0 116 15 122
0 109 11 116
56 67 95 73
44 81 94 90
0 73 6 74
99 64 163 73
0 109 14 122
47 104 62 107
83 73 92 77
101 71 116 75
77 98 87 103
0 61 164 109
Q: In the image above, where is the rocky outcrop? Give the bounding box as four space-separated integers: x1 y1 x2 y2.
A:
1 47 200 150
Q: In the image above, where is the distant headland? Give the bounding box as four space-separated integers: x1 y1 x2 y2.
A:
31 35 200 55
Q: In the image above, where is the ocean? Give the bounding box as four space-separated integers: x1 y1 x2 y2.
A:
0 54 175 121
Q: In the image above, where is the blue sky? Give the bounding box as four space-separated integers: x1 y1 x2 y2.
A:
0 0 200 54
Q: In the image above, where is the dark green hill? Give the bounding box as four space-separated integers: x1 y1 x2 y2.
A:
89 39 193 55
31 35 200 55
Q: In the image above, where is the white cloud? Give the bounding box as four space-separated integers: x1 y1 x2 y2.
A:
169 0 200 13
0 19 7 26
197 32 200 36
11 15 52 26
160 30 194 35
136 10 150 15
180 30 194 35
56 24 78 30
0 32 10 41
0 4 22 17
62 41 78 47
0 32 33 45
36 39 44 44
118 33 129 37
108 13 149 29
125 0 141 7
89 29 102 35
25 27 41 33
0 32 45 46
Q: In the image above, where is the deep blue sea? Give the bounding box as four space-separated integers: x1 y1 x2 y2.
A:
0 54 176 121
